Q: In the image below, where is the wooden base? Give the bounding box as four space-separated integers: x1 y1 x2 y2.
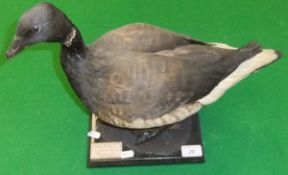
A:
87 113 204 167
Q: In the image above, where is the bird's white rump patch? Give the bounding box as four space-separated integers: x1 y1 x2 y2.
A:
209 42 237 49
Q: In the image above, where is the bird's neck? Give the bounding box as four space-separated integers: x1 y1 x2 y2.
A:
61 26 85 54
60 25 86 73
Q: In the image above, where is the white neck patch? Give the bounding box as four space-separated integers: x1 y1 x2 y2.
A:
63 27 76 47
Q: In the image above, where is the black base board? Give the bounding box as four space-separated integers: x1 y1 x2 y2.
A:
87 113 204 167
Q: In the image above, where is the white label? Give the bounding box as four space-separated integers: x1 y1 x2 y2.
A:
181 145 203 158
88 131 101 139
90 142 122 160
121 150 135 159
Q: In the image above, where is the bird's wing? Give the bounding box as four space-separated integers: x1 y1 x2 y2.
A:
86 44 260 124
90 23 206 53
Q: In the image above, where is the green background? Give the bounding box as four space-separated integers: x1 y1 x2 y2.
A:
0 0 287 174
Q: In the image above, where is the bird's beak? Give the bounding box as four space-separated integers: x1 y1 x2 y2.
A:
6 36 25 59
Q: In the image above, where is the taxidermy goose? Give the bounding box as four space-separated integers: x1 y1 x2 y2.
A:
6 3 280 130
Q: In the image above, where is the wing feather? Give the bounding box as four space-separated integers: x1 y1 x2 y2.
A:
90 23 206 53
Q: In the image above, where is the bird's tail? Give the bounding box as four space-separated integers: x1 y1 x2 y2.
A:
198 42 281 105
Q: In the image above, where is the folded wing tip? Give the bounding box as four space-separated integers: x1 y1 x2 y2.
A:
198 47 280 106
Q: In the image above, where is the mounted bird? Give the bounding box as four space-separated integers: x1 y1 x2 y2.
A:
6 3 280 130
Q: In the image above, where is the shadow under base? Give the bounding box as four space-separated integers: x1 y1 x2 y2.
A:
88 113 204 167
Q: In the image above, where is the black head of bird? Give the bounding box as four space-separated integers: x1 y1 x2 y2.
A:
6 2 281 129
6 3 80 58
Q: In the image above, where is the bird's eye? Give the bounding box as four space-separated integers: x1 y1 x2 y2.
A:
31 26 40 33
